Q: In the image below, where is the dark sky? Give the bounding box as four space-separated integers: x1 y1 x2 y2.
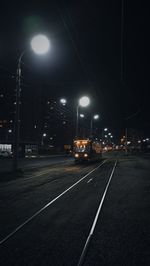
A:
1 0 150 136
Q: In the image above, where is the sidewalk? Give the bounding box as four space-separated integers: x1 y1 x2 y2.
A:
0 154 67 174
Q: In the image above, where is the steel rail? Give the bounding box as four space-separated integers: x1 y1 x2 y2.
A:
77 160 117 266
0 159 108 246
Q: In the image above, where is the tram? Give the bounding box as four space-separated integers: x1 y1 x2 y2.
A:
73 139 102 162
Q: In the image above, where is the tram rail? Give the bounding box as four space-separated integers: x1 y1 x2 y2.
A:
77 160 117 266
0 159 109 246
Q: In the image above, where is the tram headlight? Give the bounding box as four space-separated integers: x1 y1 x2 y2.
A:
75 153 79 158
84 153 88 157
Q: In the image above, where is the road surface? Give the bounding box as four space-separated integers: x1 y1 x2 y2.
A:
0 152 150 265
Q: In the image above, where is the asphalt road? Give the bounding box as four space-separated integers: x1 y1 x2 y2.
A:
0 152 150 265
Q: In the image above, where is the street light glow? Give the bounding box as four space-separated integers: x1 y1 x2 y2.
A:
104 128 108 131
80 114 85 118
31 34 50 55
60 98 67 105
79 96 90 107
93 114 99 120
43 133 47 137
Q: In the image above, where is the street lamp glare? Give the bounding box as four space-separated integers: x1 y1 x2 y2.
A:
93 114 99 120
31 34 50 55
80 114 85 118
79 96 90 107
60 98 67 105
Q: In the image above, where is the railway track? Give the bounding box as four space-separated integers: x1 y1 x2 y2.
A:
77 161 117 266
0 158 118 265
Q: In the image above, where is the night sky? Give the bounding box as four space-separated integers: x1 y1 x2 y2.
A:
0 0 150 138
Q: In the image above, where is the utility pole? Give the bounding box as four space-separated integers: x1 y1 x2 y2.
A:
76 105 79 138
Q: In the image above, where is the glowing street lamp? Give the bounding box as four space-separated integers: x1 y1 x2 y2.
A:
80 114 85 118
79 96 90 107
93 114 99 120
76 96 90 137
13 34 50 171
60 98 67 106
31 35 50 55
41 133 47 146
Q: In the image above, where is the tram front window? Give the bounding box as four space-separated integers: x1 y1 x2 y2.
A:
74 144 91 153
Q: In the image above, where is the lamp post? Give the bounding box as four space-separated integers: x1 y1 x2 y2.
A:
90 114 99 137
13 50 26 171
41 133 47 146
76 96 90 137
13 34 50 171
